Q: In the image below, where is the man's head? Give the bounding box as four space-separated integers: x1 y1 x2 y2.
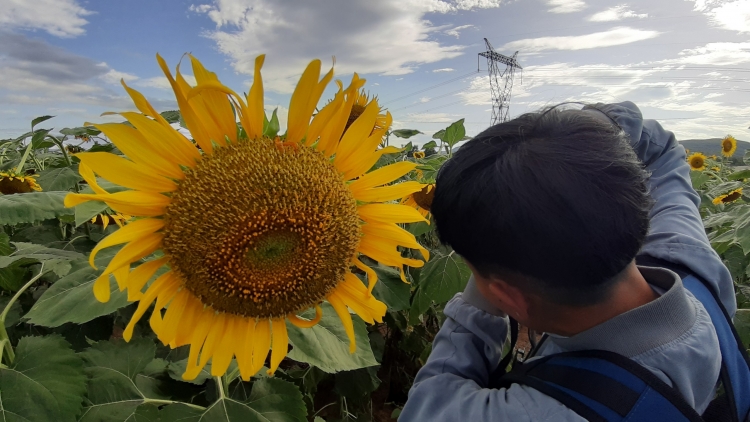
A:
431 106 653 326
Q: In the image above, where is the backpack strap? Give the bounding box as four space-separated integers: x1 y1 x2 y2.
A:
499 350 705 422
636 255 750 422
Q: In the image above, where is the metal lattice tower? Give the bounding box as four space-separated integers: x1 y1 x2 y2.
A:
478 38 522 125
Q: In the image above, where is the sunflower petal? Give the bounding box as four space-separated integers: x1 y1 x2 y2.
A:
251 319 272 374
92 273 111 303
288 305 323 328
182 305 216 380
286 60 322 144
89 218 164 269
157 289 189 345
335 100 380 161
120 112 200 168
127 256 168 299
327 293 356 353
65 191 171 217
352 181 424 203
362 223 429 261
349 162 418 193
100 232 162 278
342 144 401 181
76 152 177 193
121 81 169 125
245 55 265 140
268 318 289 375
358 204 428 225
211 315 238 376
124 272 179 341
198 313 227 369
237 318 256 381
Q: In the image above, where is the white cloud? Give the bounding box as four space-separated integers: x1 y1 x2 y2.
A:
100 68 140 85
669 42 750 65
137 75 198 90
420 97 431 103
547 0 586 14
433 68 456 72
445 24 475 38
503 27 660 52
0 0 93 37
188 0 507 93
588 5 648 21
687 0 750 32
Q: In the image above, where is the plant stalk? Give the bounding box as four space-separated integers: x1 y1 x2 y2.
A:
0 264 47 365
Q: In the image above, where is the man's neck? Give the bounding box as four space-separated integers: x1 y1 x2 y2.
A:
540 263 658 337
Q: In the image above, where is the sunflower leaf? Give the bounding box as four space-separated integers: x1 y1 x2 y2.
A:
0 242 86 279
24 248 130 327
162 378 306 422
77 339 163 422
0 191 73 225
414 252 471 305
36 167 81 192
263 108 280 138
287 303 378 373
0 335 86 422
371 266 410 311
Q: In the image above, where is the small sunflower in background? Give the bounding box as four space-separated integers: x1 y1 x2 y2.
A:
344 87 389 135
713 188 743 205
0 171 42 194
64 54 428 381
90 212 131 230
402 184 435 219
721 135 737 157
413 151 425 159
687 152 707 171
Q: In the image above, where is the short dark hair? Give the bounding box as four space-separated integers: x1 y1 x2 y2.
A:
431 106 653 307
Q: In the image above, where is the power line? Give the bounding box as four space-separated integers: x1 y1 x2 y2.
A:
381 70 479 105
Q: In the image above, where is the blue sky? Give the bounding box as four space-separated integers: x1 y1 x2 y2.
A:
1 0 750 145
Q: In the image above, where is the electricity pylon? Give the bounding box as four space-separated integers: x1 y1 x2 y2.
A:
478 38 522 125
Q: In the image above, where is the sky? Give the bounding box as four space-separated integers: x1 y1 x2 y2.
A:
1 0 750 145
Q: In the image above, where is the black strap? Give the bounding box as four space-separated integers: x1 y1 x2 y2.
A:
497 317 518 372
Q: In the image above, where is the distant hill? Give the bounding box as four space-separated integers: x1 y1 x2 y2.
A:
679 138 748 164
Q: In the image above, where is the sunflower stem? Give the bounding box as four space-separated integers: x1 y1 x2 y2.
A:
0 264 47 365
14 138 35 175
215 376 227 399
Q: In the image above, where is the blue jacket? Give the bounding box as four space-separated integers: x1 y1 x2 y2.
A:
400 102 736 421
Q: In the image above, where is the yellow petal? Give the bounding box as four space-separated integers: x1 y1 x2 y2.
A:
100 232 163 279
198 313 227 369
343 144 401 181
120 112 200 168
288 305 323 328
286 59 322 144
245 55 265 140
211 315 237 376
77 163 108 195
65 191 171 217
92 273 111 303
237 318 256 381
336 124 390 179
189 55 238 145
352 181 424 203
358 204 428 225
352 257 378 292
89 218 164 269
336 273 387 323
362 223 429 261
306 87 343 147
327 293 356 353
182 305 216 380
113 265 129 292
251 319 272 374
172 294 201 347
317 74 366 156
120 80 170 125
358 236 424 270
157 289 189 345
127 256 168 299
92 123 185 180
349 162 417 193
76 152 178 193
156 54 213 154
335 100 380 161
268 318 289 375
124 272 179 341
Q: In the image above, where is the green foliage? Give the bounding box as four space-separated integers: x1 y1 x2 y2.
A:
0 335 86 422
392 129 422 139
0 192 73 225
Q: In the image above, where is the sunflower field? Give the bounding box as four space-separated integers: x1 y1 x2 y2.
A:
0 55 470 422
1 54 748 422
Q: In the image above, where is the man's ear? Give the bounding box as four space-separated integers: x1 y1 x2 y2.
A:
487 279 530 321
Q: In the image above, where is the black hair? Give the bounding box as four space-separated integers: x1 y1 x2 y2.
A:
431 105 653 307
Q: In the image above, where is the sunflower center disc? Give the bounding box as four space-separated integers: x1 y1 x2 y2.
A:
162 138 361 318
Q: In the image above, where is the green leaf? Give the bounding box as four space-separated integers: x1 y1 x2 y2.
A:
0 335 86 422
160 110 182 124
24 249 131 327
159 403 204 421
263 108 281 138
371 266 410 311
442 119 466 148
77 339 159 422
723 245 748 282
287 303 378 373
60 126 101 137
32 128 55 149
0 295 22 327
0 232 11 256
735 309 750 351
334 366 380 399
36 167 81 192
432 129 445 140
31 115 54 129
0 263 27 292
204 378 306 422
392 129 422 139
727 169 750 181
690 171 711 190
422 140 438 150
0 242 86 278
416 252 471 305
0 191 73 225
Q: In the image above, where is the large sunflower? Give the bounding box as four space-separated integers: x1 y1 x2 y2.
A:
721 135 737 157
687 152 707 171
64 54 428 381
